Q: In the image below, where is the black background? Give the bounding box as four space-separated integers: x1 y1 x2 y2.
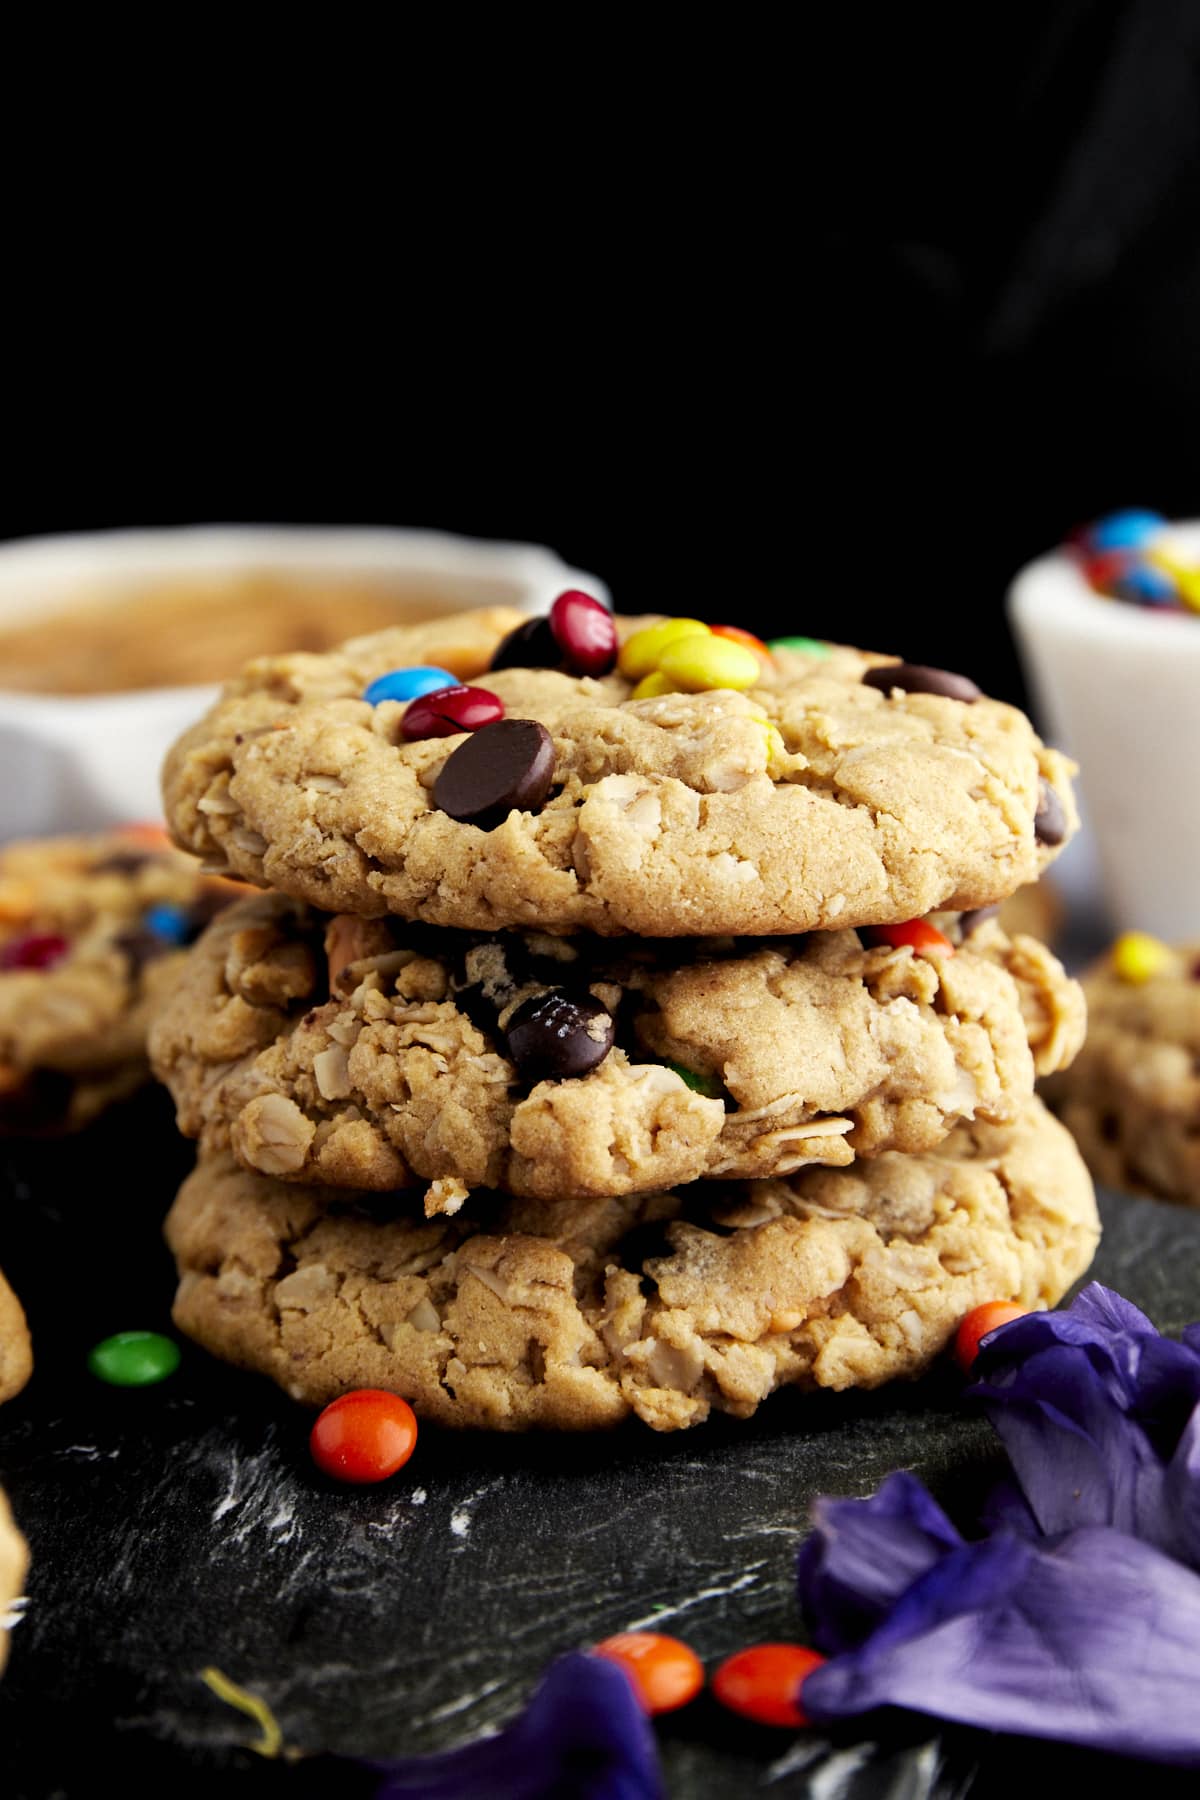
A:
4 6 1199 706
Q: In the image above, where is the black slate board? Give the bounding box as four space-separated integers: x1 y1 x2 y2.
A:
0 1090 1197 1799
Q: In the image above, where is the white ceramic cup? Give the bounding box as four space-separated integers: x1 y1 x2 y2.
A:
1008 523 1200 942
0 525 605 838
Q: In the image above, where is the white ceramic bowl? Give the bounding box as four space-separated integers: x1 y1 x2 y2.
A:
0 526 605 838
1008 523 1200 941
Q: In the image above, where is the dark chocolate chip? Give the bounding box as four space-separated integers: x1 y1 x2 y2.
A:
91 851 155 876
433 719 555 830
862 663 982 703
489 616 560 672
113 927 176 972
959 904 1000 939
1034 778 1067 847
504 987 615 1084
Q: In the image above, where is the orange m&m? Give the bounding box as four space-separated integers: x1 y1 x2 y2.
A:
309 1389 418 1483
591 1632 704 1715
711 1643 826 1728
955 1301 1028 1373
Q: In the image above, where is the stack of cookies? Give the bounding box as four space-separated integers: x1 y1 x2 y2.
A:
150 601 1100 1431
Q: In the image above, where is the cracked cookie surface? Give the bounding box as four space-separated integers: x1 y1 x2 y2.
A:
150 894 1085 1201
166 1097 1099 1431
162 610 1078 938
1046 941 1200 1205
0 831 245 1131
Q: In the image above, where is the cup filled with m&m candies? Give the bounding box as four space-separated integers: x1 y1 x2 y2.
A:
1008 509 1200 942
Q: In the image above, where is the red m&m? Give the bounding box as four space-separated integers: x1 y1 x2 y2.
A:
0 933 69 972
711 1643 826 1728
401 685 505 741
548 590 617 677
864 919 954 958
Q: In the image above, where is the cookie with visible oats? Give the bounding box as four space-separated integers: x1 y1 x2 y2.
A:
150 892 1085 1205
162 609 1077 939
166 1097 1099 1432
1046 938 1200 1206
0 830 245 1132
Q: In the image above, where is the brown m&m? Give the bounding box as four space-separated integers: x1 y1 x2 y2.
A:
505 988 615 1083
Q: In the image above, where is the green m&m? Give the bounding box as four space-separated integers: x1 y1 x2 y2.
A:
666 1061 727 1100
767 636 831 657
87 1330 181 1387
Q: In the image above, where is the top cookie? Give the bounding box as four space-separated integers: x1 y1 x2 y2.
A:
163 607 1078 938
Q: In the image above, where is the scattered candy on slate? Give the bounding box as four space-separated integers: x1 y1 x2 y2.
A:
432 718 556 828
862 662 981 703
711 1644 826 1728
87 1330 181 1387
1033 778 1067 847
591 1633 705 1717
1111 930 1174 984
0 932 69 971
953 1300 1028 1373
865 919 955 958
309 1389 419 1484
363 666 458 706
400 684 505 741
504 988 616 1084
1072 509 1200 614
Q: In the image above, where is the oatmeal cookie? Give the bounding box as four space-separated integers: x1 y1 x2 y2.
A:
162 611 1077 938
150 895 1085 1202
166 1097 1099 1431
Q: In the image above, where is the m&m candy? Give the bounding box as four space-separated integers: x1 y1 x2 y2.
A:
0 933 69 971
591 1632 704 1716
309 1388 419 1483
548 591 617 677
711 1643 826 1728
363 666 458 706
1079 509 1168 556
400 685 505 741
88 1330 181 1386
954 1301 1028 1372
864 919 955 958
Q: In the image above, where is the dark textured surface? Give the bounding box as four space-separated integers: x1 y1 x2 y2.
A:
0 1090 1197 1798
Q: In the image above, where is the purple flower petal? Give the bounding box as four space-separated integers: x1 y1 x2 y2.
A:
372 1653 664 1800
797 1472 963 1654
970 1283 1200 1564
803 1526 1200 1764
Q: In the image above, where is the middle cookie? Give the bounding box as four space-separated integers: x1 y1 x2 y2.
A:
150 894 1084 1206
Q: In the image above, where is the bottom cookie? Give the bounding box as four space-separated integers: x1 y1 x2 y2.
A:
0 1485 27 1676
167 1097 1098 1432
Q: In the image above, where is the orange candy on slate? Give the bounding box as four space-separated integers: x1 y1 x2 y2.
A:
955 1301 1028 1373
591 1632 704 1715
711 1643 826 1728
309 1388 418 1483
865 918 955 957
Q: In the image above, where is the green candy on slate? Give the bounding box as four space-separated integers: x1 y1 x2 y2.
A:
767 635 831 657
87 1330 181 1387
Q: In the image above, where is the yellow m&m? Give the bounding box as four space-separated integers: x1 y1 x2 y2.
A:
657 635 761 692
618 619 711 681
1111 931 1173 984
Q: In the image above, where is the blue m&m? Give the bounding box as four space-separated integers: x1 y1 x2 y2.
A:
362 666 456 706
142 903 193 945
1080 510 1168 556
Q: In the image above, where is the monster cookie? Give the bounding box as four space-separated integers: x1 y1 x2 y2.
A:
0 1269 31 1405
1045 934 1200 1205
149 893 1085 1202
0 830 245 1131
166 1097 1098 1431
162 608 1078 938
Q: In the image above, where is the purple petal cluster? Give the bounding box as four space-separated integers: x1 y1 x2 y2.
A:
798 1284 1200 1763
372 1652 663 1800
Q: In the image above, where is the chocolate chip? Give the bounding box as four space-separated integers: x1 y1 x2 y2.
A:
959 905 1000 939
433 719 555 829
91 851 153 876
489 616 560 672
113 927 176 972
504 988 615 1084
862 663 982 703
1034 778 1067 847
